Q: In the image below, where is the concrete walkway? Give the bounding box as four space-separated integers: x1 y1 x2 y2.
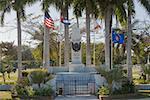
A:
55 95 150 100
55 95 98 100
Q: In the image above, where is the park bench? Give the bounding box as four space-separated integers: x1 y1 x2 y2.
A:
136 84 150 93
0 85 12 91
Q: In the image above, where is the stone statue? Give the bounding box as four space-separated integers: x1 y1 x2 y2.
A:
71 23 82 64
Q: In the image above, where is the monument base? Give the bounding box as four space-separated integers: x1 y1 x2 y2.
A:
69 64 85 72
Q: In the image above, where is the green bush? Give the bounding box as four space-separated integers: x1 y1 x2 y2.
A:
113 81 135 94
97 86 109 95
17 78 30 86
13 85 35 96
25 86 35 96
34 86 53 96
29 69 52 88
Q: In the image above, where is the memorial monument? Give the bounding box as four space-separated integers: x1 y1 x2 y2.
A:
69 24 85 72
48 23 105 96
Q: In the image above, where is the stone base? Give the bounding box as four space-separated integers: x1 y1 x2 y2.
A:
69 64 85 72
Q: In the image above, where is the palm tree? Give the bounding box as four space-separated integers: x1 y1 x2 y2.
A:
0 0 38 80
96 67 124 94
97 0 127 70
42 0 73 67
73 1 82 27
127 0 150 82
0 0 25 80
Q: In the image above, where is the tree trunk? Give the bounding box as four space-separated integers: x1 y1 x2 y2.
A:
8 73 10 79
2 73 5 84
16 11 22 80
64 6 70 67
76 16 79 28
127 0 132 83
58 41 61 66
43 25 50 69
104 5 112 70
0 45 1 67
38 83 41 88
86 5 91 67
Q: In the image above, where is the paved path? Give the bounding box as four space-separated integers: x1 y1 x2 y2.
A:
55 95 150 100
129 98 150 100
55 95 98 100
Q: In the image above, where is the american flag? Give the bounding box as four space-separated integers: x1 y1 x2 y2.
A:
44 11 55 29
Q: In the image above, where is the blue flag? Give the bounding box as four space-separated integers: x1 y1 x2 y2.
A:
112 31 124 44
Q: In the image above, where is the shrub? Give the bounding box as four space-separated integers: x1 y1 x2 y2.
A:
25 86 35 96
97 86 109 95
121 81 135 94
17 78 30 86
34 86 53 96
12 85 35 96
113 81 135 94
96 67 124 94
29 69 52 88
142 64 150 80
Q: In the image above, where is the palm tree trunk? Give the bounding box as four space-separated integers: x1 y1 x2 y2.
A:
16 11 22 80
43 25 50 68
76 16 79 28
64 6 69 67
127 0 132 83
86 5 91 67
0 45 1 67
2 73 5 84
104 5 112 70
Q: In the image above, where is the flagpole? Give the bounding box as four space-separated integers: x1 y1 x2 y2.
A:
59 19 62 67
93 19 96 67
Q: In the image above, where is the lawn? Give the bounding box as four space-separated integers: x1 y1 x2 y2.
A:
0 70 18 85
0 91 12 99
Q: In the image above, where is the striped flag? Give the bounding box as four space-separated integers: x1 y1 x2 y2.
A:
60 15 71 25
44 11 55 29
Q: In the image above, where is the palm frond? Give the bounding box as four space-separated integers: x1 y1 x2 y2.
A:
139 0 150 15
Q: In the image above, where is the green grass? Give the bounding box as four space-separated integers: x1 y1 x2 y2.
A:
0 70 18 85
0 68 44 85
0 91 12 99
138 90 150 93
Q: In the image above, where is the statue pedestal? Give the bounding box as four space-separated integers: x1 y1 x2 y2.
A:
69 63 85 72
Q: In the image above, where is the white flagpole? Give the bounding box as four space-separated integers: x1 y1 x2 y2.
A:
93 19 97 67
59 20 62 67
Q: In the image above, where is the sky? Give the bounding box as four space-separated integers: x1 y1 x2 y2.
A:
0 0 150 47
